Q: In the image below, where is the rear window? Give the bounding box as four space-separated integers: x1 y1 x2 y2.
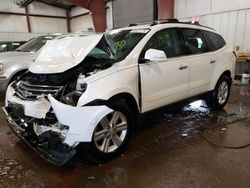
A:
181 29 209 54
201 31 226 51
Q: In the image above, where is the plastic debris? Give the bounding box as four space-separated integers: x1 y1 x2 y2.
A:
181 133 188 137
88 176 95 180
221 128 227 131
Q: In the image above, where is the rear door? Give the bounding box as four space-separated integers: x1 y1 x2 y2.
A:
181 28 215 97
139 28 188 112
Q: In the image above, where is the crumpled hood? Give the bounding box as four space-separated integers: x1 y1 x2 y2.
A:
29 34 103 74
0 51 35 64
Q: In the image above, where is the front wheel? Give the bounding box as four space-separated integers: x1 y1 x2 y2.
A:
206 75 231 110
79 100 133 164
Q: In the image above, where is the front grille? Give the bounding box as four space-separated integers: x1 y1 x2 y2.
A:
15 81 63 100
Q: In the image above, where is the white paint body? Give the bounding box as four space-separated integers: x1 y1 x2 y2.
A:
29 34 103 74
5 23 236 148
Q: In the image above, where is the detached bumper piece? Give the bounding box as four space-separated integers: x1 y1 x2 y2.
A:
2 106 76 166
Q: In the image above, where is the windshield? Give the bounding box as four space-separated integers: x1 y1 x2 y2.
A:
104 29 150 60
15 35 56 53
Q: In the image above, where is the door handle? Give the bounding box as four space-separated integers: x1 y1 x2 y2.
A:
179 65 188 70
210 60 216 64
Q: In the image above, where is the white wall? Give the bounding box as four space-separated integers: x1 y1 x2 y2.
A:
0 32 44 41
175 0 250 51
0 0 68 41
106 1 113 30
0 15 28 33
0 1 114 41
0 0 27 33
70 7 94 32
30 17 67 33
28 1 67 33
70 6 89 17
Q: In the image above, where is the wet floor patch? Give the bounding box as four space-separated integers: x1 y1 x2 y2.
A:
0 156 48 188
202 118 250 148
0 85 250 187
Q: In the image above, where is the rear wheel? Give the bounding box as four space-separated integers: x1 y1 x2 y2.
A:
79 100 133 164
206 75 231 109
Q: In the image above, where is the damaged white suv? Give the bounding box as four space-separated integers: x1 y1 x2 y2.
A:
3 20 236 165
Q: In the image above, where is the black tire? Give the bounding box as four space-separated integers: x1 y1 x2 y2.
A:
206 75 231 110
78 100 133 164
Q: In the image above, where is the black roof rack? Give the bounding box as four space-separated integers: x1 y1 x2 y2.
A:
128 19 179 27
128 18 214 30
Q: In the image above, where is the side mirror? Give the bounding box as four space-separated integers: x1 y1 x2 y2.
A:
143 49 167 63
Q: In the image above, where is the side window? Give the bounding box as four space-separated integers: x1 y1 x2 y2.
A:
202 31 226 51
182 29 209 54
141 28 185 58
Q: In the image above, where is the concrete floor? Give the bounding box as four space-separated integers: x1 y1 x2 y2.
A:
0 85 250 188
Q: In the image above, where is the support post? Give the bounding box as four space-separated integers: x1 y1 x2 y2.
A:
25 6 31 32
157 0 174 19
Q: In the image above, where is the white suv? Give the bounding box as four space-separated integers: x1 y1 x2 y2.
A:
3 20 236 165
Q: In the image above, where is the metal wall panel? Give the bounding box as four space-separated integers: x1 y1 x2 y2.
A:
70 15 94 32
212 0 250 13
0 32 44 41
30 17 67 33
199 15 213 28
28 1 66 17
0 15 28 33
0 0 25 13
174 0 186 18
106 1 113 30
227 11 237 48
113 0 154 28
234 10 247 51
70 7 89 17
243 10 250 51
186 0 211 17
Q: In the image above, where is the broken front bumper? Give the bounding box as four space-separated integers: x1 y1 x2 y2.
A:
3 106 76 166
4 85 113 165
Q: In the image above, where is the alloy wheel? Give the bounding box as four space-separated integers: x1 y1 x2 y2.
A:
94 111 128 153
217 81 229 105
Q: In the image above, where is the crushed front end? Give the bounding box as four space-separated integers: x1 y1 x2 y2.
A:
3 80 76 166
3 72 113 166
3 34 116 166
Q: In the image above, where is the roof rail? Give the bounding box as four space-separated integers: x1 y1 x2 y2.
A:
127 19 215 30
128 19 179 27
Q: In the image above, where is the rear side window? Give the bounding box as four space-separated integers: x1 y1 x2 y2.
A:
141 28 185 58
181 29 209 54
202 31 226 51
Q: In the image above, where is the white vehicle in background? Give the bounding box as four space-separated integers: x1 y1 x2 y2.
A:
3 19 236 166
0 34 61 92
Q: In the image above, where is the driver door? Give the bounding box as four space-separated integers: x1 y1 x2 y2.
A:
139 28 189 113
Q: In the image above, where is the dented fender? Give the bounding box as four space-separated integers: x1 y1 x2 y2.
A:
48 95 113 146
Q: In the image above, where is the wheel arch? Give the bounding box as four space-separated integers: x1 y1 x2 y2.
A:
8 69 27 84
211 70 232 90
107 92 140 123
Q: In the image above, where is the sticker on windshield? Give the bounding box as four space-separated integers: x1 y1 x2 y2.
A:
114 40 126 50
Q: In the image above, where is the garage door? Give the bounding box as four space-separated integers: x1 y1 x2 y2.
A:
113 0 154 28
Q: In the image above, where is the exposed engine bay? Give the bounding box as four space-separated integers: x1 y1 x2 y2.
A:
3 35 115 166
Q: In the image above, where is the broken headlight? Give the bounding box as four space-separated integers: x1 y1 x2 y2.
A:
63 91 83 106
62 82 87 106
